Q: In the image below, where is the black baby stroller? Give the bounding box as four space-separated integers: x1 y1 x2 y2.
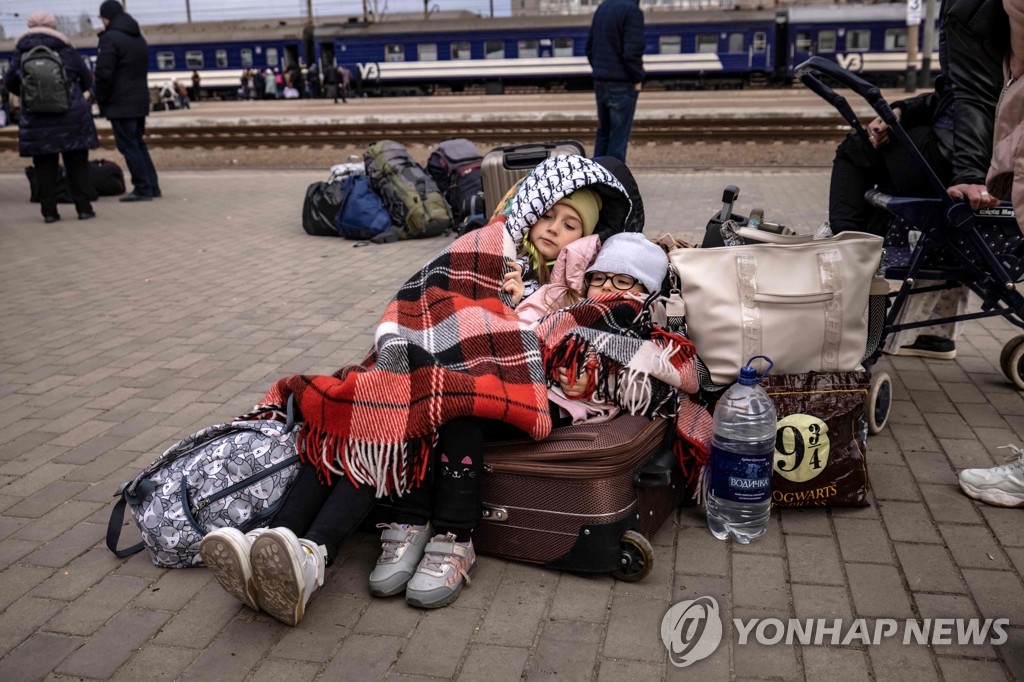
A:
797 57 1023 406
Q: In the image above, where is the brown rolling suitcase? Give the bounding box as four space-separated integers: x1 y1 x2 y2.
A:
481 140 586 216
473 414 686 582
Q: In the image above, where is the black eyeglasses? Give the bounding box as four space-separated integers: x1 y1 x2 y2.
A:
585 272 640 290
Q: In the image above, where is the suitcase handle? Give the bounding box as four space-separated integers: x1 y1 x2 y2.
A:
504 148 556 168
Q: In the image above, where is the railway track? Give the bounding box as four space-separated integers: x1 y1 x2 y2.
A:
0 115 853 151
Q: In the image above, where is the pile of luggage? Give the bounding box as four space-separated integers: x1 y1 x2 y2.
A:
301 138 484 242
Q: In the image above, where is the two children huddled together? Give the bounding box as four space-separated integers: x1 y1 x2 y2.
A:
198 155 674 625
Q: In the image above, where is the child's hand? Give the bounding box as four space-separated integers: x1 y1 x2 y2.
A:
503 260 525 307
558 367 590 398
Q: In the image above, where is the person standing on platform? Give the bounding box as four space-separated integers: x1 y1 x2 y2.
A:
586 0 645 162
191 70 200 102
95 0 161 202
6 11 98 223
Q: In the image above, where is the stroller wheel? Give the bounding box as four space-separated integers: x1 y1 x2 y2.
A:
1000 336 1024 390
611 530 654 582
868 371 892 434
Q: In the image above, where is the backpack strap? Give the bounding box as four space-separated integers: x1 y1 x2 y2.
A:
105 483 145 558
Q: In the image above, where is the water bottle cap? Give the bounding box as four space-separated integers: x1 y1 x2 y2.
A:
737 365 758 385
738 356 774 385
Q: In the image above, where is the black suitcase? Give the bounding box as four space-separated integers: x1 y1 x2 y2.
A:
481 140 585 216
473 415 687 581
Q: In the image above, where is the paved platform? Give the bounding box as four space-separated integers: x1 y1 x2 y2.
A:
0 167 1022 681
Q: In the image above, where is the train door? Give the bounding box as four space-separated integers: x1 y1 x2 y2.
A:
538 38 553 58
284 44 300 70
748 30 769 72
319 41 336 70
773 10 791 82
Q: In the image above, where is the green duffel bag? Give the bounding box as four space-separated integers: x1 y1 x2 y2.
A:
364 140 453 240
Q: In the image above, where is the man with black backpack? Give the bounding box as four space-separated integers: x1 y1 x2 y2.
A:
96 0 161 202
6 11 98 223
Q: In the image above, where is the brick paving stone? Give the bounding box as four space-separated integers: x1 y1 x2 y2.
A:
132 566 214 611
675 525 729 576
869 463 921 502
353 594 421 636
0 596 66 657
5 482 90 519
528 620 603 681
55 608 170 679
549 573 614 623
44 574 151 636
0 632 85 682
895 543 965 594
846 564 915 618
1000 627 1024 680
889 423 941 453
938 524 1012 570
732 513 785 556
888 399 926 425
457 644 530 682
791 584 854 621
269 594 363 663
0 537 39 572
940 437 998 469
779 508 834 536
732 608 802 679
866 638 941 682
913 593 998 660
474 563 554 647
178 616 283 682
732 554 790 611
109 643 199 681
979 506 1024 548
247 658 321 682
935 658 1010 682
918 484 983 524
903 451 959 486
833 518 895 564
14 501 104 543
599 658 667 682
321 633 404 679
31 549 126 604
21 521 106 568
602 594 672 662
879 501 942 544
962 569 1024 623
153 583 244 649
394 606 482 677
786 535 845 586
802 646 872 682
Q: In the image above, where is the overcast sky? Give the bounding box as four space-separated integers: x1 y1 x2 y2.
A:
1 0 504 38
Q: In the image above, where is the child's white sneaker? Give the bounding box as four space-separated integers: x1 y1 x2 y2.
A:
368 522 433 597
250 527 326 626
959 444 1024 508
405 533 476 609
198 527 269 611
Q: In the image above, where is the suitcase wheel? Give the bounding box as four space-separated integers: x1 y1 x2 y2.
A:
611 529 654 582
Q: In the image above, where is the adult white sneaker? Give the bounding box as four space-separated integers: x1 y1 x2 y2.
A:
368 522 433 597
250 527 326 626
405 533 476 609
958 444 1024 508
198 527 269 611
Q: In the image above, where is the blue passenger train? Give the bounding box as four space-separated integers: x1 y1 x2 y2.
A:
0 4 938 98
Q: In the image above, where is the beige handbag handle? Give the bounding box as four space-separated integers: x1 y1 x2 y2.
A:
754 290 840 304
736 228 813 244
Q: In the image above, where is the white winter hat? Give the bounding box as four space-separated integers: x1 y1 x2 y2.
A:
586 232 668 295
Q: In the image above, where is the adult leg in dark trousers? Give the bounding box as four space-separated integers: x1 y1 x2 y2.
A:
272 462 376 566
62 149 95 219
32 153 63 222
593 80 639 163
110 117 161 200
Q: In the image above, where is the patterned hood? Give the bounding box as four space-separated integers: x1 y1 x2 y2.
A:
503 155 632 251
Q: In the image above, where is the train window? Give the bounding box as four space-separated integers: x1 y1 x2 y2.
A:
485 41 505 59
795 32 812 52
518 39 539 58
884 28 908 51
727 33 744 53
846 29 870 52
266 48 278 67
386 44 405 62
753 32 766 52
419 43 438 61
240 49 253 68
156 51 175 70
696 34 718 54
451 42 471 60
215 49 228 68
0 59 9 75
659 35 681 54
818 30 836 53
185 51 204 69
553 38 573 57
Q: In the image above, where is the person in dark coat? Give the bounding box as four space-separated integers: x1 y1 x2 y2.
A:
6 11 98 223
95 0 161 201
586 0 645 162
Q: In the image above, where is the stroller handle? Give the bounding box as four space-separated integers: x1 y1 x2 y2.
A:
796 56 951 205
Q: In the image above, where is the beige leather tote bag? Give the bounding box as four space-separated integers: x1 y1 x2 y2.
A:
669 230 883 386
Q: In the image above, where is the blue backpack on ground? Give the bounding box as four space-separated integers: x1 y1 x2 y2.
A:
335 174 393 240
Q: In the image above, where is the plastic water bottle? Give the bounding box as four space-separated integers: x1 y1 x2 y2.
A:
706 357 777 544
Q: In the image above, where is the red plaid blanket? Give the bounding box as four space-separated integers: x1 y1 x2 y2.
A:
264 222 552 495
